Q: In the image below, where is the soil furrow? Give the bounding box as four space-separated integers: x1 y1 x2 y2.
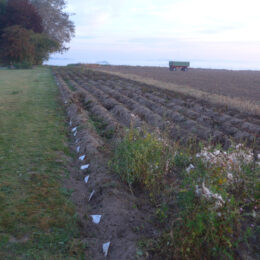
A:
58 67 260 152
70 72 229 144
54 69 155 259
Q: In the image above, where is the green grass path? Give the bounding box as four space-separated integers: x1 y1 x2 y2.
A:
0 68 82 259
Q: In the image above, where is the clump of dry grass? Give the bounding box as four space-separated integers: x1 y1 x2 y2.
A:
94 69 260 116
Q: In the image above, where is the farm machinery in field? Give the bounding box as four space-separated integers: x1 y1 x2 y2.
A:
169 61 190 71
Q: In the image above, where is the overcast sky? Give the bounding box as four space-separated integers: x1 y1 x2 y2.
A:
48 0 260 69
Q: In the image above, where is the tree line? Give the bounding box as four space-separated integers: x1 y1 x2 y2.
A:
0 0 74 66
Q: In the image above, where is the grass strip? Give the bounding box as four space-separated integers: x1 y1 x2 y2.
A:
0 67 84 259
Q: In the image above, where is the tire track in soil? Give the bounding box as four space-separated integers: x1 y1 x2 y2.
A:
54 71 155 260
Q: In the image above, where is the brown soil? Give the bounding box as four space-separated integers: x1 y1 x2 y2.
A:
55 72 155 259
54 67 260 259
62 67 260 152
98 65 260 103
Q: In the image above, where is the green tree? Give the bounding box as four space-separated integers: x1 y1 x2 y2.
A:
31 33 60 65
0 0 70 65
0 0 7 32
0 0 7 15
0 25 35 64
0 0 43 34
30 0 75 52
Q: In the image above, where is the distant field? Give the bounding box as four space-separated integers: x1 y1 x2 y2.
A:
98 65 260 103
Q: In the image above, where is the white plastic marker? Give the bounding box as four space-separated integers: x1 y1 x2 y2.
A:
90 215 102 224
84 175 89 183
72 127 77 132
79 155 85 161
69 120 72 126
81 164 89 170
76 146 80 153
88 190 95 201
103 242 110 257
73 131 77 137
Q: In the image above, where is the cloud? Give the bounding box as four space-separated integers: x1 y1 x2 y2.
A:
87 12 111 28
50 0 260 69
198 25 241 35
66 0 260 38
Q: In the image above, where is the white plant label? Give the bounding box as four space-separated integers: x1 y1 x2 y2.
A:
81 164 89 170
84 175 89 183
90 215 102 224
103 242 110 257
79 155 85 161
88 190 95 201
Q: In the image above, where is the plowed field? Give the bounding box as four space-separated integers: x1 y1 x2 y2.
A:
98 65 260 103
54 67 260 154
53 66 260 259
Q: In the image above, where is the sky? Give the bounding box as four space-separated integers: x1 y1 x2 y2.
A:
47 0 260 70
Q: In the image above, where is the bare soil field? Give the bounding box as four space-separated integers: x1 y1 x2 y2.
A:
56 67 260 153
98 65 260 104
53 66 259 259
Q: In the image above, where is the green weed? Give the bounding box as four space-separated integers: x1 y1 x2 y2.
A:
111 125 259 259
110 127 174 194
154 145 259 259
155 203 169 223
64 79 76 91
13 61 33 69
89 114 114 139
